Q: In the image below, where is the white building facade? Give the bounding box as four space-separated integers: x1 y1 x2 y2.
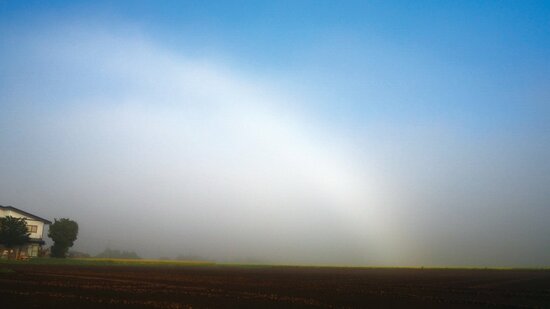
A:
0 205 51 258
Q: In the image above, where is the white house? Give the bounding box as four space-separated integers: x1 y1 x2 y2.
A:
0 205 52 258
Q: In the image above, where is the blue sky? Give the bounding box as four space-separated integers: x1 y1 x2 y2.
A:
0 1 549 265
3 1 549 128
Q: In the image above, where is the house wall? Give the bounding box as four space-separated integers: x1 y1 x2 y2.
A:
0 209 46 240
0 244 41 258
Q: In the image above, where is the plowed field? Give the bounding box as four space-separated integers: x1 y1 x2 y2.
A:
1 264 549 308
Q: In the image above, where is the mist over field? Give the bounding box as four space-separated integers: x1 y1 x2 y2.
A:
1 1 549 266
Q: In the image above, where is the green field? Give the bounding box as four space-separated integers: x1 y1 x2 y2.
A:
0 257 216 267
1 257 547 271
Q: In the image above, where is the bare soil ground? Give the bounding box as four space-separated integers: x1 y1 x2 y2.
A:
1 264 549 308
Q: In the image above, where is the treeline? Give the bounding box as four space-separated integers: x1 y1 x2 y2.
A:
175 254 208 261
95 248 141 259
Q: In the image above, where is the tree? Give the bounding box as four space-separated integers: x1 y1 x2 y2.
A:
48 218 78 258
0 216 30 259
96 248 141 259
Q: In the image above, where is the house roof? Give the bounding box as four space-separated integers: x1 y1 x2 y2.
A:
28 238 46 245
0 205 52 224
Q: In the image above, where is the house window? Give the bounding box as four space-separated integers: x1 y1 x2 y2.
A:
27 225 38 233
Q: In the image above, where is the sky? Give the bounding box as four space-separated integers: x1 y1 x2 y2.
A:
0 1 549 266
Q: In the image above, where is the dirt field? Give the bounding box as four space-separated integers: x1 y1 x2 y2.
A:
1 264 549 308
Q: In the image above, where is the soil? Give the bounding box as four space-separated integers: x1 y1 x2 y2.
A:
1 264 549 308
